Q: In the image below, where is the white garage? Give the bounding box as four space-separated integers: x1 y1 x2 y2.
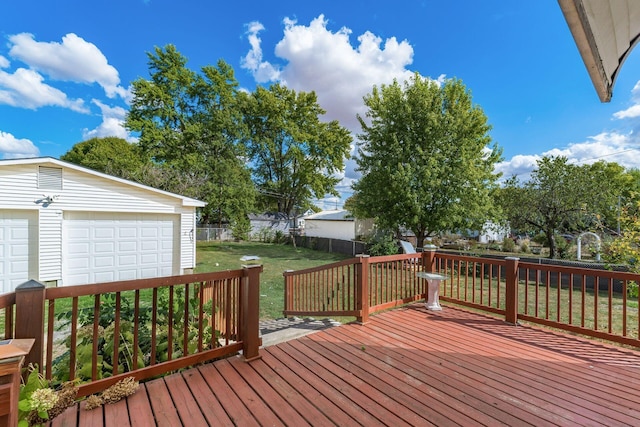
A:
0 157 205 292
63 213 177 286
0 210 37 293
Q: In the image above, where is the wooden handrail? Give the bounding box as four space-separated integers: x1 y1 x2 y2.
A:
2 268 263 399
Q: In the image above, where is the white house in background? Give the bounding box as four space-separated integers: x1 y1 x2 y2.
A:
477 221 510 244
302 209 375 241
0 157 206 293
303 210 355 240
248 212 291 238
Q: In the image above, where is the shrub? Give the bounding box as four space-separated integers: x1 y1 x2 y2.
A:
230 217 251 241
367 235 400 256
501 236 516 252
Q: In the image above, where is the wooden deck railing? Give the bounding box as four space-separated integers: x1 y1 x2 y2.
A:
2 266 262 397
284 249 640 348
284 250 433 323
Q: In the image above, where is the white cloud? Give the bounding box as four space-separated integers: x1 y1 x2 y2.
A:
8 33 127 99
613 80 640 119
0 131 39 159
241 22 281 83
497 131 640 181
242 15 417 207
0 56 9 69
0 67 87 112
82 99 136 141
613 104 640 119
494 154 541 181
242 15 415 133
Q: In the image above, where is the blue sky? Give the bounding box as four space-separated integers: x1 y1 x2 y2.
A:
2 1 640 209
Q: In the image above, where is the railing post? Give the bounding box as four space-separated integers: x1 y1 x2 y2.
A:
0 338 33 427
356 255 370 324
505 257 520 325
422 244 437 273
283 270 293 316
15 280 45 372
241 264 263 362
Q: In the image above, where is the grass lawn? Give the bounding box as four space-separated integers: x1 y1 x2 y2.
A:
195 241 350 320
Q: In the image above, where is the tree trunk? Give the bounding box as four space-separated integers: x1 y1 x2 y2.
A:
547 228 557 259
415 230 426 250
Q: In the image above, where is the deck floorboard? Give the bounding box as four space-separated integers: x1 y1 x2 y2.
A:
52 304 640 426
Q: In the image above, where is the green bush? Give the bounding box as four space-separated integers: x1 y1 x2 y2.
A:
501 236 516 252
367 235 400 256
230 217 251 241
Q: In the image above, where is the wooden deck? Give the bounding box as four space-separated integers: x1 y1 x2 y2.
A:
51 304 640 426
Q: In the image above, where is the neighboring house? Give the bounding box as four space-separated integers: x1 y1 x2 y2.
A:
0 157 205 293
302 209 373 241
248 212 291 238
477 221 510 244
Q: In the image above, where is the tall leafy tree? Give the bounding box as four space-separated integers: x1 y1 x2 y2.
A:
242 83 352 218
499 157 639 258
580 161 637 233
125 45 255 226
352 74 502 248
61 137 148 180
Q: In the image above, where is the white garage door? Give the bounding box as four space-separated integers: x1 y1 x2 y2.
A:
0 211 35 294
63 213 177 286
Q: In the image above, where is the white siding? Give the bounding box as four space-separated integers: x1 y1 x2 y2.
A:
304 220 355 240
0 160 204 285
39 209 63 282
180 210 196 271
0 164 181 213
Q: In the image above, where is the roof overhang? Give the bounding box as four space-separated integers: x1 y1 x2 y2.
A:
558 0 640 102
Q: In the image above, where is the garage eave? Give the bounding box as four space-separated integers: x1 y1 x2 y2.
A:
559 0 640 103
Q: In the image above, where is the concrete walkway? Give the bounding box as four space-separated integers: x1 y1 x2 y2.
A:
259 317 341 347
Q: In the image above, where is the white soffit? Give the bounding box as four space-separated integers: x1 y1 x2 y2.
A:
559 0 640 102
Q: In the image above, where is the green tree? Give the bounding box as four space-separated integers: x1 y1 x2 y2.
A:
61 137 148 180
604 195 640 295
125 45 255 226
242 83 352 218
352 74 502 248
498 156 599 258
606 196 640 268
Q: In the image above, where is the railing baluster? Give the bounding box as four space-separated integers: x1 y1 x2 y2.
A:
523 267 529 315
556 272 562 323
608 277 613 334
225 279 232 345
69 297 79 382
594 276 599 331
568 273 573 325
46 299 55 380
151 288 158 365
183 283 190 356
91 295 100 381
113 292 121 376
622 280 628 337
168 286 174 360
198 281 204 353
545 271 551 320
134 289 140 369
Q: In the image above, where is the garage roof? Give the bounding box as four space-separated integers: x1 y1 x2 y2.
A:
559 0 640 102
0 157 206 207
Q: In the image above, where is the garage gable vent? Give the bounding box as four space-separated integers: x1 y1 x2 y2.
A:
39 166 63 190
